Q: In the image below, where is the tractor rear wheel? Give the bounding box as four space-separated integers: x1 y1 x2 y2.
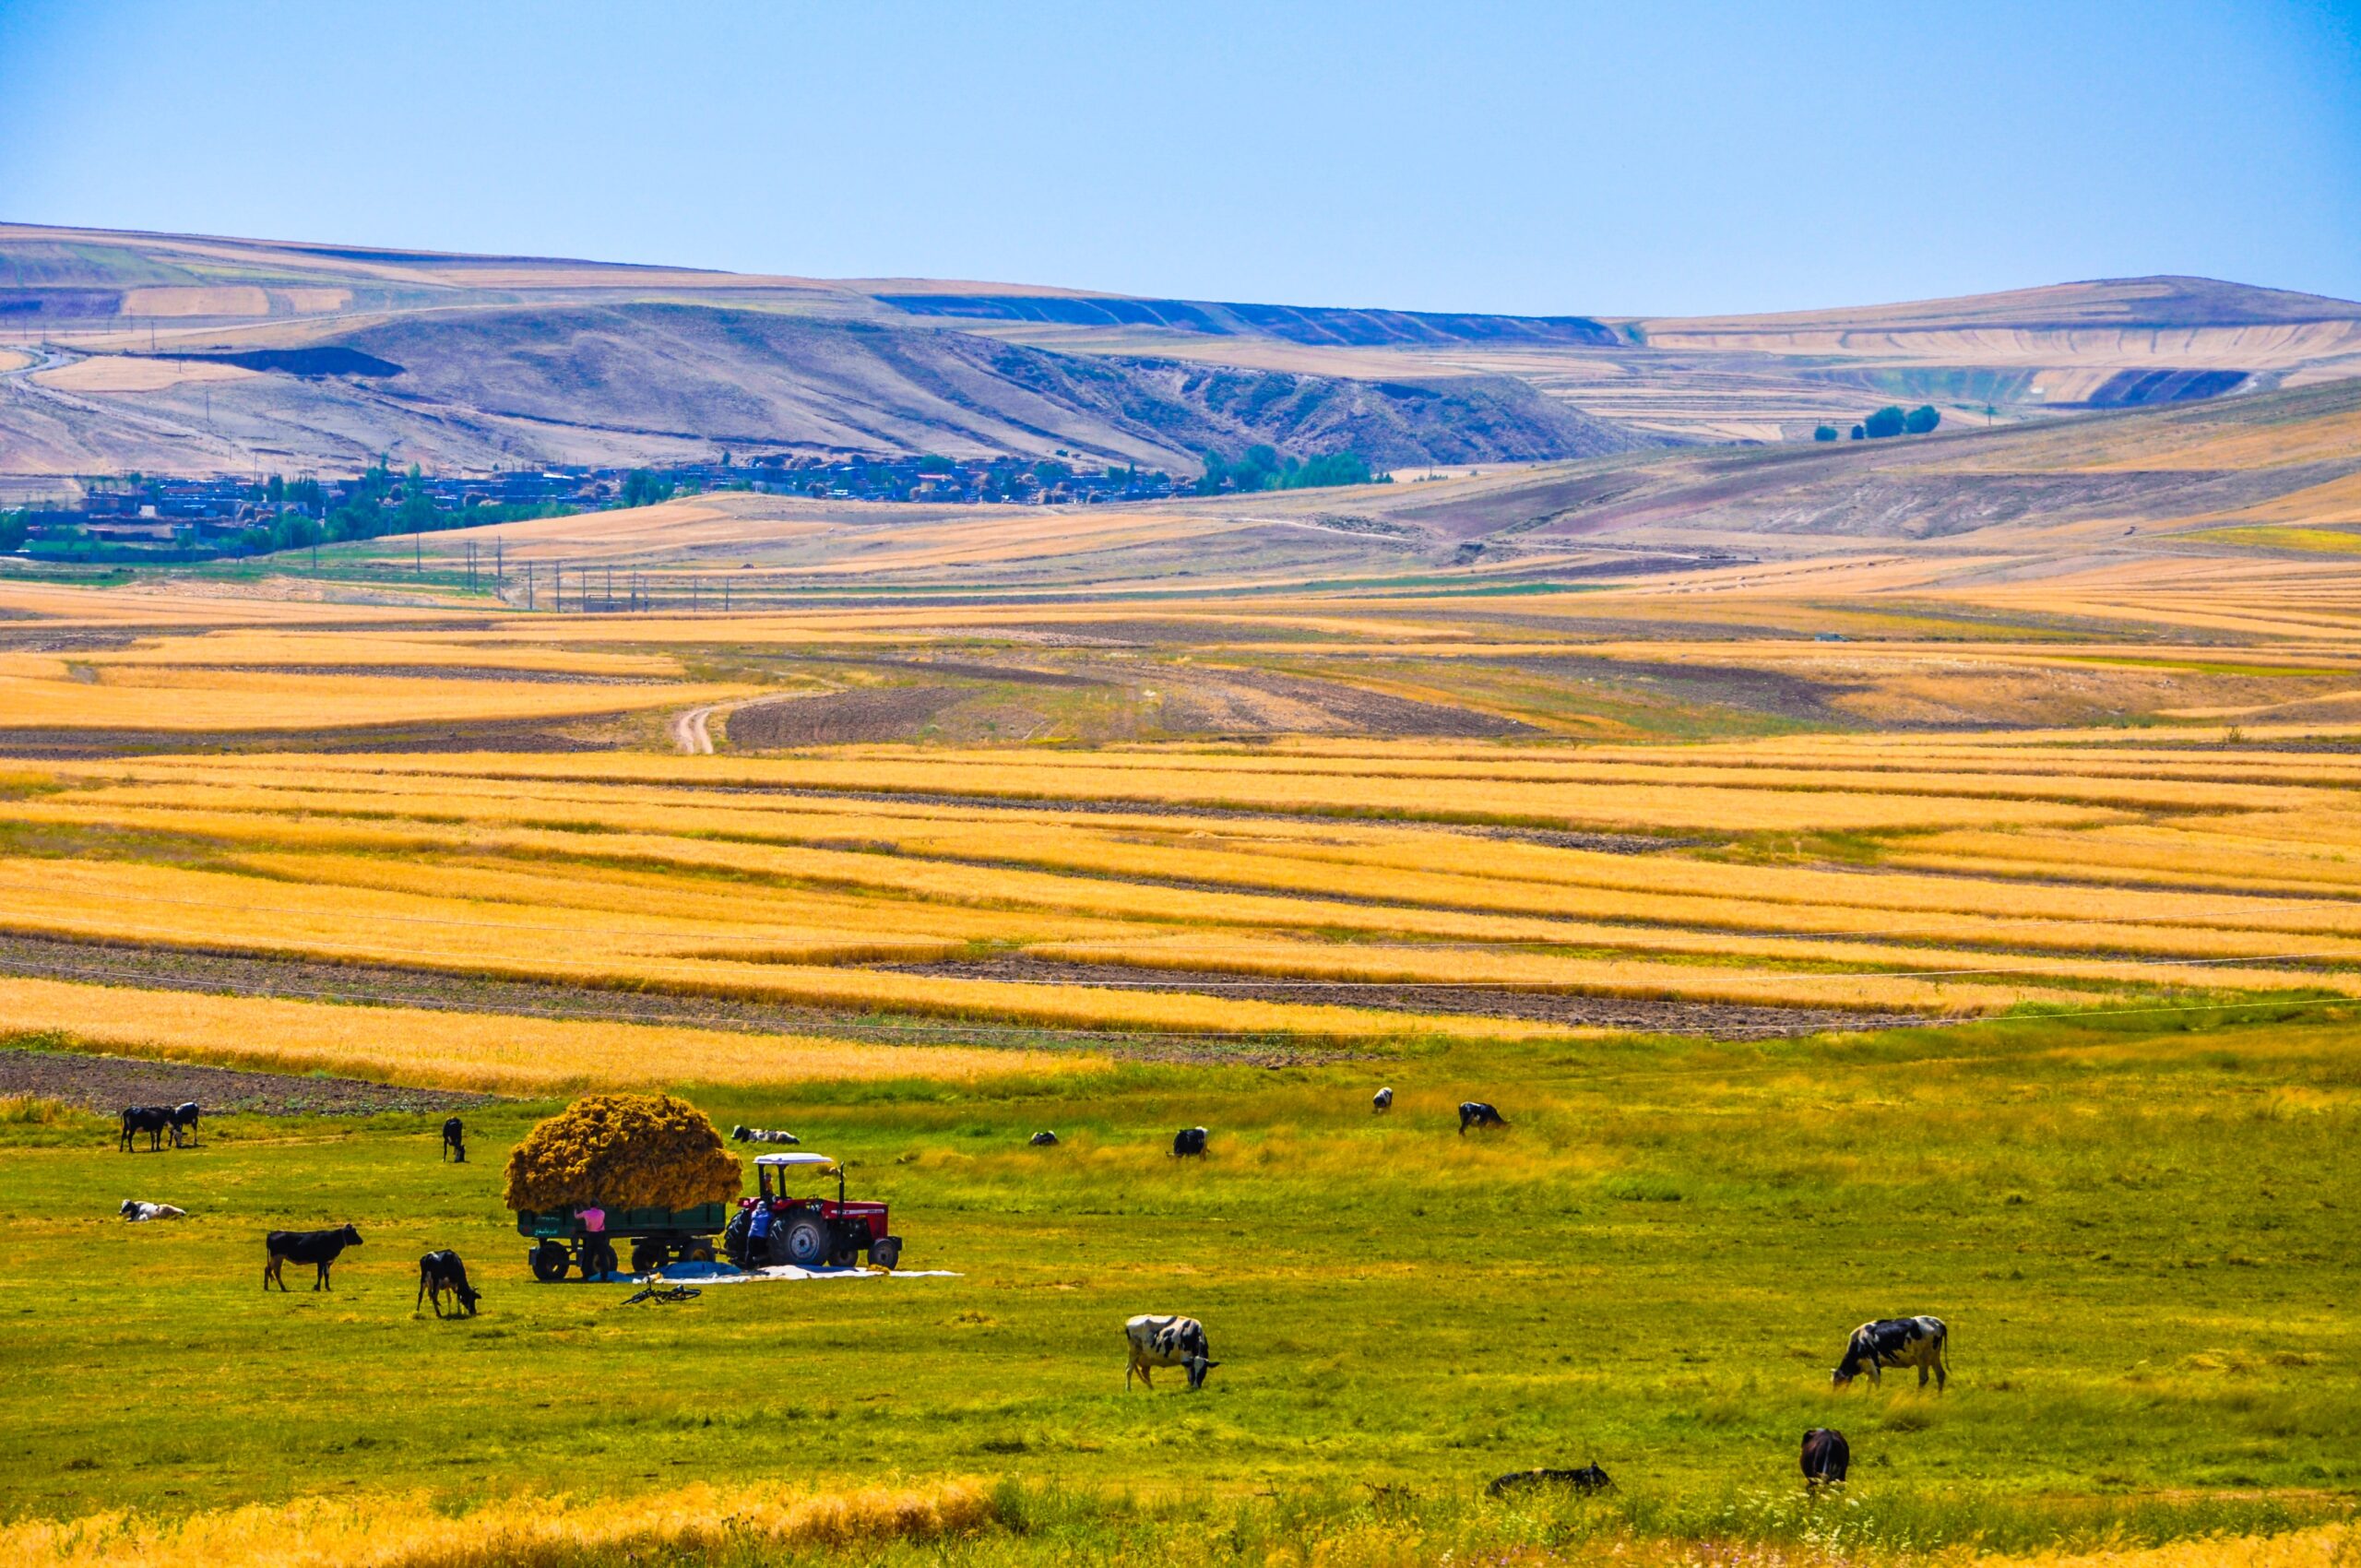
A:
529 1241 569 1282
775 1212 830 1267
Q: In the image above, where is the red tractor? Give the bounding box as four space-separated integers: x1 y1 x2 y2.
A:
723 1152 902 1270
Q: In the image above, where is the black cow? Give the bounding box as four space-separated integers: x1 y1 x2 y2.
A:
1833 1315 1949 1390
167 1102 201 1147
1372 1087 1394 1114
1488 1464 1612 1497
264 1225 363 1291
416 1250 481 1317
1458 1101 1508 1134
441 1118 466 1162
1029 1131 1060 1146
1171 1127 1208 1157
1801 1428 1850 1487
120 1105 172 1153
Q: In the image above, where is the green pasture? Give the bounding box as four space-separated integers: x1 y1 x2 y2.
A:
0 1006 2355 1551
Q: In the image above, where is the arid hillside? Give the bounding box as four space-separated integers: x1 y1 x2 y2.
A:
6 224 2357 470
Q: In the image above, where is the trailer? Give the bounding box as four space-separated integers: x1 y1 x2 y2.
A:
516 1201 729 1281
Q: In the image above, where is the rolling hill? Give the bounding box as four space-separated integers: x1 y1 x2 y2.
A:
3 221 2357 473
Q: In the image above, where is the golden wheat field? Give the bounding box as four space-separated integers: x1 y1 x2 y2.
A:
6 502 2361 1566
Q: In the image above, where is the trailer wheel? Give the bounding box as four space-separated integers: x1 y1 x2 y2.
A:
870 1236 902 1271
683 1240 715 1263
529 1241 569 1282
581 1238 619 1279
630 1239 667 1275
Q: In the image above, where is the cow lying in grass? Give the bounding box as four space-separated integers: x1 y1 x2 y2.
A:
1125 1313 1218 1390
1489 1464 1611 1496
1833 1315 1948 1390
264 1225 362 1291
121 1200 186 1221
416 1250 481 1317
731 1125 800 1145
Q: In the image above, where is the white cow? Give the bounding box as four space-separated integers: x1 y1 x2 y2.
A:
1125 1313 1218 1390
121 1200 186 1222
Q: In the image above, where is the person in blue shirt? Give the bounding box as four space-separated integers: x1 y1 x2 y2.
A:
747 1198 773 1263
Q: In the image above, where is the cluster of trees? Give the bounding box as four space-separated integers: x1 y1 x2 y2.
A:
1815 405 1941 443
0 510 27 553
229 463 575 557
1193 445 1382 495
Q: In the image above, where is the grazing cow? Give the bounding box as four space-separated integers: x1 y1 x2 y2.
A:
1833 1315 1949 1390
441 1117 466 1162
121 1199 186 1221
1458 1101 1508 1134
1800 1428 1850 1487
264 1225 363 1292
1170 1127 1208 1158
415 1250 481 1317
120 1105 172 1153
730 1125 800 1145
1372 1087 1394 1113
1029 1131 1060 1146
1124 1313 1218 1390
167 1102 202 1148
1488 1464 1612 1497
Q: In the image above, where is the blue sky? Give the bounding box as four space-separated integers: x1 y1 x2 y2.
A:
0 1 2355 315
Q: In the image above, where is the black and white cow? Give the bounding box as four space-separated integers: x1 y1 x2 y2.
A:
1029 1131 1060 1146
167 1102 202 1147
441 1117 467 1162
1488 1464 1611 1497
1833 1316 1948 1390
730 1125 800 1145
416 1250 481 1317
120 1105 172 1152
1372 1087 1394 1114
1800 1428 1850 1487
1125 1313 1218 1390
121 1199 186 1221
1458 1101 1508 1134
1171 1127 1208 1158
264 1225 363 1291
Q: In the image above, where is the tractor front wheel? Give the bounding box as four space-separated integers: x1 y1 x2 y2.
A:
870 1235 902 1271
529 1241 569 1282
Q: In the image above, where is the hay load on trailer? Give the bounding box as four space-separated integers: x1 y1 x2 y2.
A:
505 1093 743 1280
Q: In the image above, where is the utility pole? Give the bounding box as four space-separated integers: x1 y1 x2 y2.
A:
526 561 535 610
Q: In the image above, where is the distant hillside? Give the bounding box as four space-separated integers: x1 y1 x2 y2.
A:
0 303 1658 475
871 291 1622 348
5 220 2359 469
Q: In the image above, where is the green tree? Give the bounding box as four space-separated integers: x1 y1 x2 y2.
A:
1904 404 1941 435
1864 406 1907 439
1813 425 1839 442
0 510 26 553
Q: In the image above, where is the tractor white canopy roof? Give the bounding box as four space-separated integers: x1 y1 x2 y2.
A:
753 1152 837 1170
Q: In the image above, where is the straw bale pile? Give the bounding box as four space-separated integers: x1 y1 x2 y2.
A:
503 1093 742 1212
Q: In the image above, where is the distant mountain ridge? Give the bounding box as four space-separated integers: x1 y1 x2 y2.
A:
3 221 2357 473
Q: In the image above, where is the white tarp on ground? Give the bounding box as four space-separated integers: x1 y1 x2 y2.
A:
647 1260 959 1285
